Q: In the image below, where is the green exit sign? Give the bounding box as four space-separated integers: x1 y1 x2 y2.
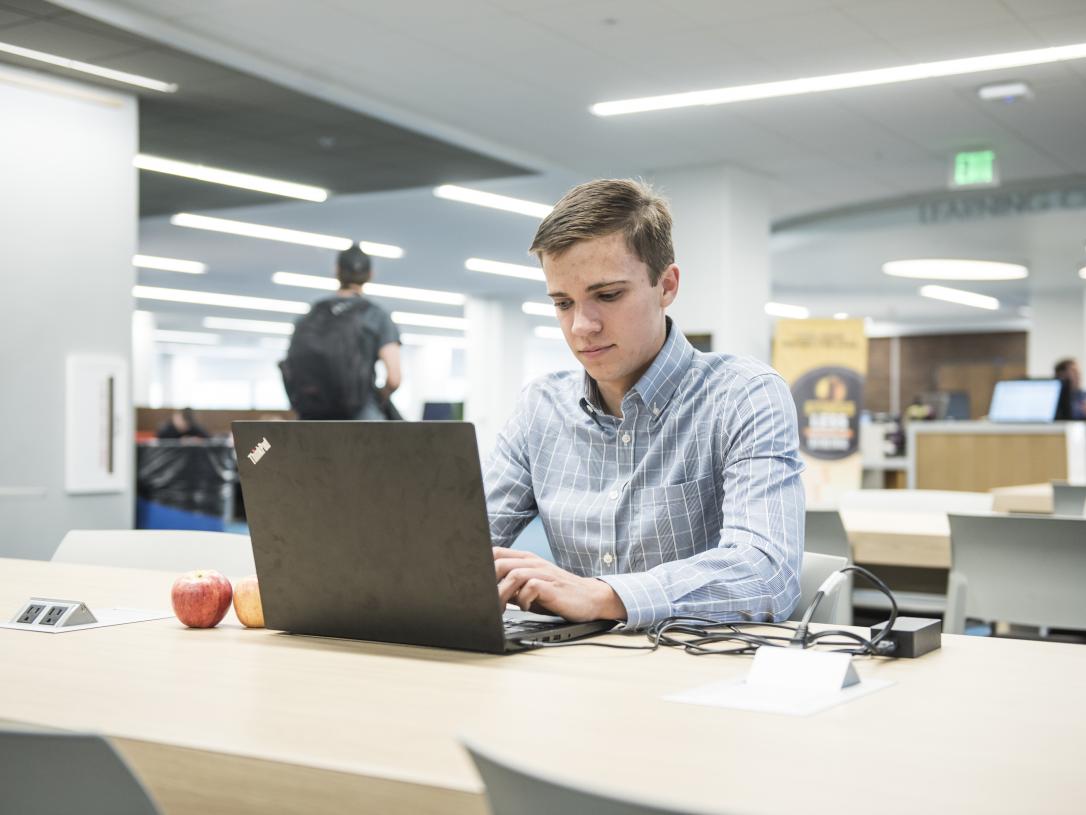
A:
952 150 998 187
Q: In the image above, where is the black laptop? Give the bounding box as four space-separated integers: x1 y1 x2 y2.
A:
232 421 616 653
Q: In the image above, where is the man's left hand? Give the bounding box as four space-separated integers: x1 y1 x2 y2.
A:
493 548 627 622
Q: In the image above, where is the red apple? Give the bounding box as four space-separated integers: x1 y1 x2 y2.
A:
232 575 265 628
171 570 233 628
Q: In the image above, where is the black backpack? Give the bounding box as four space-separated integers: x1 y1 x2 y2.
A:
279 297 379 419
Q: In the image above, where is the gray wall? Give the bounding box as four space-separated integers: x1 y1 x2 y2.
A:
0 65 137 560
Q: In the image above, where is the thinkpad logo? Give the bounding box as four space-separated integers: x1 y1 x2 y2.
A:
247 437 271 465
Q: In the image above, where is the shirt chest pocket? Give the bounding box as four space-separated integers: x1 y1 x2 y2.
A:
628 474 721 569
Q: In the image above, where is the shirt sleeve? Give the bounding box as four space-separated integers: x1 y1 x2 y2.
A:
482 387 539 548
598 373 806 629
376 307 400 347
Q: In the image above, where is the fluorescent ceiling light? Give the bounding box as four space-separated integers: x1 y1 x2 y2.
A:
133 285 308 314
156 343 282 359
434 185 553 218
152 330 220 345
1079 266 1086 280
978 81 1032 102
919 285 1000 310
203 316 294 335
534 325 564 340
133 254 207 274
521 301 555 317
400 332 468 349
0 40 178 93
390 311 469 330
764 302 810 319
833 313 849 320
171 214 404 258
883 259 1027 280
271 271 464 305
591 41 1086 116
465 257 545 282
135 155 327 202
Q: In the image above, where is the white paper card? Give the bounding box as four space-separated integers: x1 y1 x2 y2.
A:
747 645 860 691
0 608 171 634
666 675 893 716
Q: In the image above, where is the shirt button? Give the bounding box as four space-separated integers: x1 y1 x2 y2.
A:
621 433 631 444
603 553 614 565
608 489 619 500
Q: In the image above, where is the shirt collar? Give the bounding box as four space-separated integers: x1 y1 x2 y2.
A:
581 317 694 417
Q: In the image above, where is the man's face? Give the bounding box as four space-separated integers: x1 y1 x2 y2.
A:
542 232 678 396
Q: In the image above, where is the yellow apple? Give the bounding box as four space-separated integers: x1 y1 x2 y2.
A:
232 575 265 628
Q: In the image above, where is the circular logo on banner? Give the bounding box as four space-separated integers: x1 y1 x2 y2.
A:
791 366 863 460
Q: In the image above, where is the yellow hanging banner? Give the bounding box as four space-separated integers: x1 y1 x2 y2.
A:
772 319 868 507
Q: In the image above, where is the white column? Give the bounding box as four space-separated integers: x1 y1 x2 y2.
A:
132 310 156 407
649 164 772 361
465 298 528 459
0 65 137 559
1027 291 1086 377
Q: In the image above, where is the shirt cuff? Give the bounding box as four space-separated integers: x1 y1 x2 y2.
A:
596 572 671 630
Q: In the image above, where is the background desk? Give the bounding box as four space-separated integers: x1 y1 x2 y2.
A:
2 558 1084 815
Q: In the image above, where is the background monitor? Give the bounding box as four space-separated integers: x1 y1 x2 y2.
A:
987 379 1062 423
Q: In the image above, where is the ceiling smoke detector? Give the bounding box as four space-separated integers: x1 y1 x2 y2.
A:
977 81 1032 103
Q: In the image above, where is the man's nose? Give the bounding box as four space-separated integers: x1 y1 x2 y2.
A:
571 305 601 336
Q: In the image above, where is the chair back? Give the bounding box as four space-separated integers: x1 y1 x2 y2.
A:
804 509 850 559
797 551 850 625
946 514 1086 633
0 728 161 815
463 737 705 815
52 529 254 577
1052 482 1086 516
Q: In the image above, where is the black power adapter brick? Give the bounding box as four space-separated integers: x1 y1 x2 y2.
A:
870 617 942 658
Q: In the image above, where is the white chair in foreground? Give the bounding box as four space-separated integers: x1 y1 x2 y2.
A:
463 736 713 815
796 551 850 625
944 514 1086 635
52 529 254 577
0 728 162 815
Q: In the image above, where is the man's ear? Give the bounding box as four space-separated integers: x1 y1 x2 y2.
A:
659 264 679 307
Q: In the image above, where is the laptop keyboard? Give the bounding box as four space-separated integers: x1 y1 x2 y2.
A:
503 619 558 636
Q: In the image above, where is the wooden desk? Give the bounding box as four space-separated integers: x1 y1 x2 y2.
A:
990 482 1054 514
2 558 1085 815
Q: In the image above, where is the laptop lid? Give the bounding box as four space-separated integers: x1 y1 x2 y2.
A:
234 420 513 653
987 379 1061 423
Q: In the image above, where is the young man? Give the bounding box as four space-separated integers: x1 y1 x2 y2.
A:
484 179 805 629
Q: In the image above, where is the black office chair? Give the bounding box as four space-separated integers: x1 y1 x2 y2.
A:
0 728 162 815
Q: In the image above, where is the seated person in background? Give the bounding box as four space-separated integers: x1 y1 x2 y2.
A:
156 407 211 440
485 179 805 630
1054 358 1085 420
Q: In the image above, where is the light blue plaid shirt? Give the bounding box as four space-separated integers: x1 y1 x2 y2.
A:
484 319 805 629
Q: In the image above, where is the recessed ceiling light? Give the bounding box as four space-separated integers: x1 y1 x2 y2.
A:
977 81 1032 102
883 259 1027 280
465 257 545 282
764 302 810 319
133 254 207 274
390 311 469 330
591 41 1086 115
135 155 328 202
919 285 1000 310
534 325 564 340
170 213 403 258
0 40 178 92
271 271 464 305
133 285 308 314
152 330 220 345
521 301 555 317
434 185 553 218
833 312 849 320
203 316 294 335
400 332 468 349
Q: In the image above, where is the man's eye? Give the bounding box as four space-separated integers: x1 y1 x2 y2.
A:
554 301 572 310
599 291 621 301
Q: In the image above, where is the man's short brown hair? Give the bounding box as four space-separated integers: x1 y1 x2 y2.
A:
529 179 674 285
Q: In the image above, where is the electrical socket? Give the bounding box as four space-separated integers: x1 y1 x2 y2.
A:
40 606 68 626
17 604 46 624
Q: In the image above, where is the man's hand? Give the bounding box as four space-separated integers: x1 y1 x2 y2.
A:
493 548 627 622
